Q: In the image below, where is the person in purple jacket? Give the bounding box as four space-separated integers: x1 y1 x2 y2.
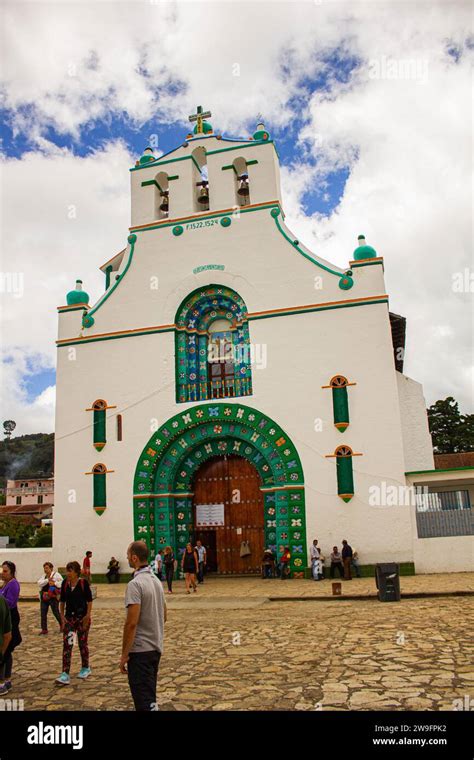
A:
0 561 22 695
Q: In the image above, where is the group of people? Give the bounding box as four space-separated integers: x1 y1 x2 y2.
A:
310 539 361 581
0 541 166 711
261 546 292 579
151 541 206 595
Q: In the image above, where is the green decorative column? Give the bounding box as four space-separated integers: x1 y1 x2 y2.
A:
174 496 193 577
134 496 153 553
288 488 307 577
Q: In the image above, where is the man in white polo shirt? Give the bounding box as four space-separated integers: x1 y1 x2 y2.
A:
120 541 166 711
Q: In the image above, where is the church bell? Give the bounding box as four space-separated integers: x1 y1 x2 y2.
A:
237 174 250 196
197 182 209 206
159 190 169 213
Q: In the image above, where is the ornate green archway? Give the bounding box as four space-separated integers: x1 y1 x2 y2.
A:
133 402 308 576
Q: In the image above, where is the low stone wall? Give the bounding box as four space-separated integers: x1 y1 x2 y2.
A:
0 548 55 582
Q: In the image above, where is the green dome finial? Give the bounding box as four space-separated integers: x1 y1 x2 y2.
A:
66 279 89 306
138 146 156 165
253 119 270 141
193 120 213 135
353 234 377 260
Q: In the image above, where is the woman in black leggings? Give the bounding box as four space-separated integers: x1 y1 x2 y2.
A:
163 546 175 594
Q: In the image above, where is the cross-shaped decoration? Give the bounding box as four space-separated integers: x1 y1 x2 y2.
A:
189 105 211 134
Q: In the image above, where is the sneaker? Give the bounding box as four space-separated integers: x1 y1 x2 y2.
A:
0 683 8 696
77 667 91 679
55 672 71 686
4 681 12 692
38 630 48 635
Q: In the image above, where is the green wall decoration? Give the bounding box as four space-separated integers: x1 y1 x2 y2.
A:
87 399 117 451
133 402 307 576
93 409 106 451
82 234 137 329
87 463 112 516
325 444 362 502
322 376 356 432
175 284 252 403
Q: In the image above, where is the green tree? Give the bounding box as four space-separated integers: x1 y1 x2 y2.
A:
31 526 53 548
427 397 474 453
0 517 36 547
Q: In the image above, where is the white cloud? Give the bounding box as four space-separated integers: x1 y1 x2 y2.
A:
1 141 132 433
1 0 473 440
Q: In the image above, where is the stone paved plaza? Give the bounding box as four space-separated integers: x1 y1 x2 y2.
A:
10 574 474 711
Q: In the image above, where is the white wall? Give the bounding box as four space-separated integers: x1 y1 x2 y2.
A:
396 372 434 472
413 535 473 573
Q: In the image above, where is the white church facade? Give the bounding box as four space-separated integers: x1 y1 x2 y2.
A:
48 107 449 579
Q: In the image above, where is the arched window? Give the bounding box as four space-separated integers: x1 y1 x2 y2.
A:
92 399 107 451
86 399 116 450
325 444 362 502
175 285 252 403
322 375 356 432
155 171 169 220
86 462 114 516
192 147 209 211
233 156 250 207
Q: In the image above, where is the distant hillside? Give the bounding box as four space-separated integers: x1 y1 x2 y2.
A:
0 433 54 489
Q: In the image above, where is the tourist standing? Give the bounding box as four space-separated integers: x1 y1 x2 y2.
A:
121 541 166 711
181 543 199 593
106 557 120 584
37 562 63 634
153 551 163 581
351 549 362 578
310 539 324 581
163 547 175 594
195 540 207 584
341 539 353 580
0 595 12 696
56 561 93 685
330 546 344 578
0 561 22 694
82 551 92 583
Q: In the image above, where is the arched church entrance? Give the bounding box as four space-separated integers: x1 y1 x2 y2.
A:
192 455 264 574
133 402 308 578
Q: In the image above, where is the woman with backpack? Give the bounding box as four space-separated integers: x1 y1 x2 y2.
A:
56 561 93 686
163 546 175 594
0 560 22 696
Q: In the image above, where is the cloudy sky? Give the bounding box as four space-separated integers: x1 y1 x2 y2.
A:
1 0 472 436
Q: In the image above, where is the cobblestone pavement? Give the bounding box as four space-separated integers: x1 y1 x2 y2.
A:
9 574 474 712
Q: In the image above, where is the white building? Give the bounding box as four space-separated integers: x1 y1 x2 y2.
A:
11 108 473 579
